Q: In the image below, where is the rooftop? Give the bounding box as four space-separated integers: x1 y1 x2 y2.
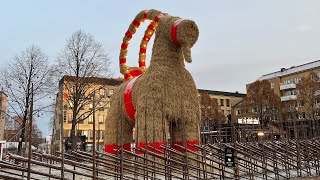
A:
198 89 246 98
59 75 124 86
258 60 320 80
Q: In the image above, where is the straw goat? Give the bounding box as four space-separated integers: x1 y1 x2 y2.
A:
105 9 200 155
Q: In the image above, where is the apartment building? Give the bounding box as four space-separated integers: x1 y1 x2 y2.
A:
0 91 8 141
53 76 123 152
257 60 320 102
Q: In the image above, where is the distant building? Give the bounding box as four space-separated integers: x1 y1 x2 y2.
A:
198 89 246 121
0 91 8 141
53 76 123 152
257 60 320 102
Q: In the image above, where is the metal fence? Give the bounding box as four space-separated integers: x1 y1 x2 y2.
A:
1 119 320 179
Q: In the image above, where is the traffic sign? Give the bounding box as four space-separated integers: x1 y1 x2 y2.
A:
225 147 235 167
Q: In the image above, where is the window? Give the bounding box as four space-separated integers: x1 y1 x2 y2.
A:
88 115 93 123
100 88 105 97
220 99 224 106
89 130 93 140
227 110 231 115
99 115 104 123
226 99 230 107
63 112 67 123
108 89 114 96
101 131 105 139
67 113 72 123
237 110 241 115
271 82 274 89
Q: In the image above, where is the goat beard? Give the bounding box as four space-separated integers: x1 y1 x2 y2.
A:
182 45 192 63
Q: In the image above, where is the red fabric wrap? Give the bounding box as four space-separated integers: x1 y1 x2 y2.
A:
172 140 199 152
104 143 131 154
125 31 133 38
139 61 145 67
120 58 126 64
121 43 128 50
136 142 166 154
105 144 117 154
124 76 140 120
148 24 155 31
140 47 146 54
155 13 165 22
132 19 140 27
170 19 184 46
143 35 150 42
144 10 148 19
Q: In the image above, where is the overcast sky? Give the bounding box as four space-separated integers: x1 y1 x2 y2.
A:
1 1 320 135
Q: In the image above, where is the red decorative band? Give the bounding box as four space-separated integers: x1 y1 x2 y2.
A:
105 144 117 154
105 143 131 154
132 19 141 27
140 47 146 54
144 10 148 19
136 142 166 154
143 35 150 42
124 76 140 121
172 140 199 152
155 13 165 22
139 61 145 67
125 31 133 38
170 19 185 46
121 43 128 50
148 24 155 31
120 58 126 64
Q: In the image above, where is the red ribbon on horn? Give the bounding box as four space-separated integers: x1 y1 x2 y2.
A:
170 19 184 46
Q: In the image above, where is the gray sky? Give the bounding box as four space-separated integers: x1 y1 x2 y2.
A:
1 1 320 135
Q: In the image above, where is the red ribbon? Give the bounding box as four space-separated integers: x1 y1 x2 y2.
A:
139 61 145 67
136 141 166 154
172 140 199 152
120 58 126 64
170 19 184 46
132 19 141 27
125 31 133 38
105 143 131 154
124 76 140 121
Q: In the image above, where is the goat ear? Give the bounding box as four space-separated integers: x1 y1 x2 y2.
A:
182 45 192 63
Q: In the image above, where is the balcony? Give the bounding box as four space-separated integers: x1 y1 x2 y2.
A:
281 95 297 101
280 83 296 90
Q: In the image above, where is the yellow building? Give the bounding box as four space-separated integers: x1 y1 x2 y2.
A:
198 89 246 121
258 60 320 115
53 76 123 152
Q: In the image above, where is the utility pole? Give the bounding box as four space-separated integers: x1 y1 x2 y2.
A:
27 84 33 180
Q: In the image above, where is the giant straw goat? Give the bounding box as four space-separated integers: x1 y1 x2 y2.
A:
104 9 200 155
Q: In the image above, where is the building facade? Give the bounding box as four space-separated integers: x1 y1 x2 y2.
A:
256 60 320 120
198 89 246 120
53 76 123 152
0 91 8 141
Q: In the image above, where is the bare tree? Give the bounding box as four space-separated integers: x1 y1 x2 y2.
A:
55 30 112 150
200 91 225 125
0 45 54 155
240 80 281 125
296 72 320 136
